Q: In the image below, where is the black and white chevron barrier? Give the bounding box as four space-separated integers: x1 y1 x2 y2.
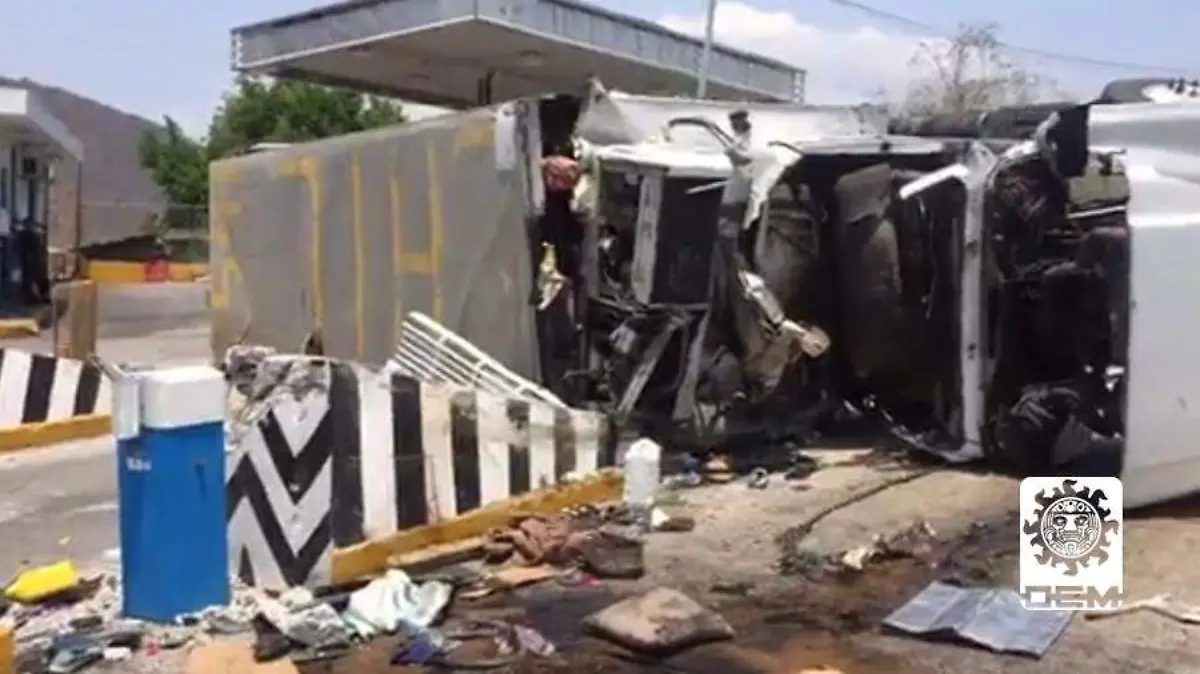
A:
225 357 616 589
0 348 111 427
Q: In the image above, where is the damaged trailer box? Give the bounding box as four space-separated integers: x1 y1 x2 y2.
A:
584 101 1200 509
208 103 545 376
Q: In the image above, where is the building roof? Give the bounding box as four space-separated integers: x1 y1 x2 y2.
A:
0 86 83 161
0 77 167 247
231 0 806 106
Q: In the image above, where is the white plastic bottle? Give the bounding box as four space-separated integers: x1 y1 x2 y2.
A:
622 437 663 529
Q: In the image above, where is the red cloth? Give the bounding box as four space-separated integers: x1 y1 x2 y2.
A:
542 156 579 192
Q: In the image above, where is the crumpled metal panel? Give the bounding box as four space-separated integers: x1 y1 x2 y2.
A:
883 581 1071 657
575 87 887 149
208 105 542 380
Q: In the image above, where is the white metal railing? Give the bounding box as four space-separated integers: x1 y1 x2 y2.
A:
386 312 566 408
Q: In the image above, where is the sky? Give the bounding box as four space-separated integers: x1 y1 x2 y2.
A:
4 0 1199 137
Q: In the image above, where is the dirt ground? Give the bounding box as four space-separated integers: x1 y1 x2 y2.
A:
292 447 1200 674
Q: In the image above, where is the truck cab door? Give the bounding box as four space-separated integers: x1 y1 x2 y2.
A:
896 142 999 463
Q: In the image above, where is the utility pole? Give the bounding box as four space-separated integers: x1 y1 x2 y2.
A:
695 0 718 98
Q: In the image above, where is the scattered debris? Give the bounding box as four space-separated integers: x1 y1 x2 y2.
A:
789 469 938 536
664 454 704 489
483 513 592 567
883 581 1072 658
838 521 939 572
1083 593 1200 625
702 456 735 484
433 619 522 669
222 348 332 443
584 588 734 655
650 509 696 533
785 452 820 480
341 570 451 640
389 632 439 665
512 624 556 657
623 438 663 529
663 471 703 489
838 546 875 573
6 561 80 604
777 471 940 575
0 471 1063 673
459 566 560 600
101 646 131 662
579 531 646 580
710 581 755 596
0 623 12 674
47 632 104 673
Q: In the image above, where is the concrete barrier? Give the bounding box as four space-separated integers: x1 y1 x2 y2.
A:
0 348 112 452
224 357 619 589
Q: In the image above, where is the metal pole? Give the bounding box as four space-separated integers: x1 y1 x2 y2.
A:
696 0 718 98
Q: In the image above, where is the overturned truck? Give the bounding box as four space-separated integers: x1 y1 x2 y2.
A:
210 85 1200 508
577 100 1200 509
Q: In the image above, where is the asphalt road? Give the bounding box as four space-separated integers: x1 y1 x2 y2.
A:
0 437 119 578
0 282 211 578
93 283 209 338
2 282 212 366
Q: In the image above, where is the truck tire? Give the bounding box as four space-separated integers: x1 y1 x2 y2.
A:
837 214 905 380
833 165 906 382
752 191 820 320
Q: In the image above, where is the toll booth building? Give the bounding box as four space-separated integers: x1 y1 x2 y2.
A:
0 85 82 314
231 0 807 106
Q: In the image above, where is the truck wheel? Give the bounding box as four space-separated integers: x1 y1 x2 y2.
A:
837 213 905 381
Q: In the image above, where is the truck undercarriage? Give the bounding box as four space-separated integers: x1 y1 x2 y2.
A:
537 96 1130 477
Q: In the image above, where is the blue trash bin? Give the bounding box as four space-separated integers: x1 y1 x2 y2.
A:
116 366 229 622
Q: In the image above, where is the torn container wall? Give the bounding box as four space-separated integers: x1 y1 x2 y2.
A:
208 103 542 379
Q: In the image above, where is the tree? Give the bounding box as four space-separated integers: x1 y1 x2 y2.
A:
900 22 1057 118
139 78 405 231
204 78 404 159
137 117 209 233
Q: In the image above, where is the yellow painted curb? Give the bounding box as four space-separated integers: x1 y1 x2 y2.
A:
0 319 40 339
86 261 147 284
167 262 209 282
0 414 111 454
86 261 210 285
331 470 623 584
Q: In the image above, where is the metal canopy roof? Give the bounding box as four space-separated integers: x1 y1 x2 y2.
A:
231 0 806 108
0 87 83 161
